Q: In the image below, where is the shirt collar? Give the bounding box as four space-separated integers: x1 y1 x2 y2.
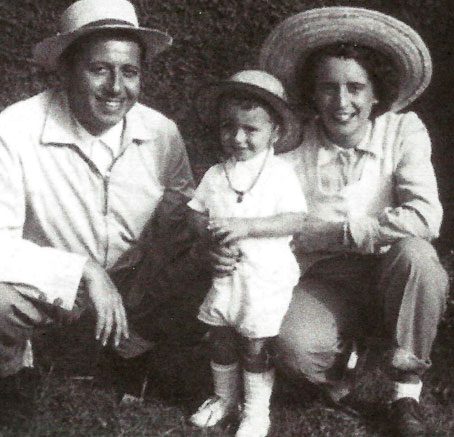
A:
316 117 381 158
41 89 156 147
72 115 123 155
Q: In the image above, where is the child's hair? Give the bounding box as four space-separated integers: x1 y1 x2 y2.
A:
216 90 283 128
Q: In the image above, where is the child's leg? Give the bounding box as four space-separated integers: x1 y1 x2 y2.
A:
237 337 275 437
190 327 240 428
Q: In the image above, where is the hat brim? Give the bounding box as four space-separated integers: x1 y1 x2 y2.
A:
259 7 432 112
33 24 172 71
195 81 302 154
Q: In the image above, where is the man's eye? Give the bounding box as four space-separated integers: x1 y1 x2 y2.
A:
89 65 108 75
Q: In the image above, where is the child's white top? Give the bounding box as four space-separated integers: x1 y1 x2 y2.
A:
188 148 307 338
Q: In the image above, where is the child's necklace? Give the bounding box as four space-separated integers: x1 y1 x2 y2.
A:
223 147 271 203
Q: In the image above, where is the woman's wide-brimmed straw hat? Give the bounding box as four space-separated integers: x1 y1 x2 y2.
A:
259 7 432 112
33 0 172 71
195 70 302 154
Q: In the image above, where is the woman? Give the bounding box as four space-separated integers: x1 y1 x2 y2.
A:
256 7 449 437
203 7 448 437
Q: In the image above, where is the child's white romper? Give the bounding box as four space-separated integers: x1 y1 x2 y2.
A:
188 149 307 338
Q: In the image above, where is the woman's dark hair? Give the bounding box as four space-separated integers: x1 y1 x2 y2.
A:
59 28 147 69
298 43 400 118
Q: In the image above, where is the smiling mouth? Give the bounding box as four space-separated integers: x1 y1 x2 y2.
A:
97 97 123 111
332 112 356 123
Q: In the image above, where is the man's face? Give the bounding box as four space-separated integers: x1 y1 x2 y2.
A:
66 36 141 136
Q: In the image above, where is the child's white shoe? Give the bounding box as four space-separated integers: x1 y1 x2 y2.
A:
190 396 237 428
235 413 271 437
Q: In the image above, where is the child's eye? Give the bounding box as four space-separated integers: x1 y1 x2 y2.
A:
122 66 140 79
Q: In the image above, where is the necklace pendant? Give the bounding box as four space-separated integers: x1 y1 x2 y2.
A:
237 192 244 203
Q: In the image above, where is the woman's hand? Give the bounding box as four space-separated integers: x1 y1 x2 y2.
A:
293 218 344 252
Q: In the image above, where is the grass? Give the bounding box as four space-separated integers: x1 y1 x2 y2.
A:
1 252 454 436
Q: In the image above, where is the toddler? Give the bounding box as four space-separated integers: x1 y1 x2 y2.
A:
188 70 306 437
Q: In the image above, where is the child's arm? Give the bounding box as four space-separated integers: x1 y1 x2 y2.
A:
208 212 306 245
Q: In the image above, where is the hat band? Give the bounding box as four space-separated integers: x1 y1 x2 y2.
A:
80 18 136 29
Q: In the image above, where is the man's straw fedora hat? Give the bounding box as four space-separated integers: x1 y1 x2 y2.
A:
259 7 432 111
33 0 172 70
195 70 302 154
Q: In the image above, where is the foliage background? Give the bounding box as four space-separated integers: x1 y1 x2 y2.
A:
0 1 454 436
1 0 453 243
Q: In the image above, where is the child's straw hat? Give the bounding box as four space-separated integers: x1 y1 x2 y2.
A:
195 70 302 153
259 7 432 111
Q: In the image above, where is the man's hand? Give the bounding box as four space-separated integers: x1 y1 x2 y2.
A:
192 240 241 278
208 217 250 245
82 259 129 347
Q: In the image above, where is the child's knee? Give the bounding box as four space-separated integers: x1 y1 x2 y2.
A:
241 338 272 372
210 327 239 364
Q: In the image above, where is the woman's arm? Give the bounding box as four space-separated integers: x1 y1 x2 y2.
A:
349 113 442 253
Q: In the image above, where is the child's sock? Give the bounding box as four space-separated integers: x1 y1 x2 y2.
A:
212 361 240 403
236 369 274 437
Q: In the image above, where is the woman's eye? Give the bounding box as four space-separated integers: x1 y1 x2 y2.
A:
348 83 364 94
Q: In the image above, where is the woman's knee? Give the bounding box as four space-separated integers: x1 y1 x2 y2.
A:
274 279 355 384
387 238 442 272
384 238 449 295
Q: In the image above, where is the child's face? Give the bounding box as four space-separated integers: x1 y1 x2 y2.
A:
218 100 279 161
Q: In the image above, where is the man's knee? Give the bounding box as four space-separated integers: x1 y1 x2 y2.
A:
0 283 21 322
0 283 54 332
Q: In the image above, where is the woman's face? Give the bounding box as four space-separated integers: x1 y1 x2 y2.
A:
312 56 377 148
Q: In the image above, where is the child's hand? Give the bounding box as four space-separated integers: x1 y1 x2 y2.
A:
208 217 250 244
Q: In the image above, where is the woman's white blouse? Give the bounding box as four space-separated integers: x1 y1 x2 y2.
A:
282 111 442 254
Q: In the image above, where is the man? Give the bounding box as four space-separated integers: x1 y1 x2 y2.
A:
0 0 196 417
